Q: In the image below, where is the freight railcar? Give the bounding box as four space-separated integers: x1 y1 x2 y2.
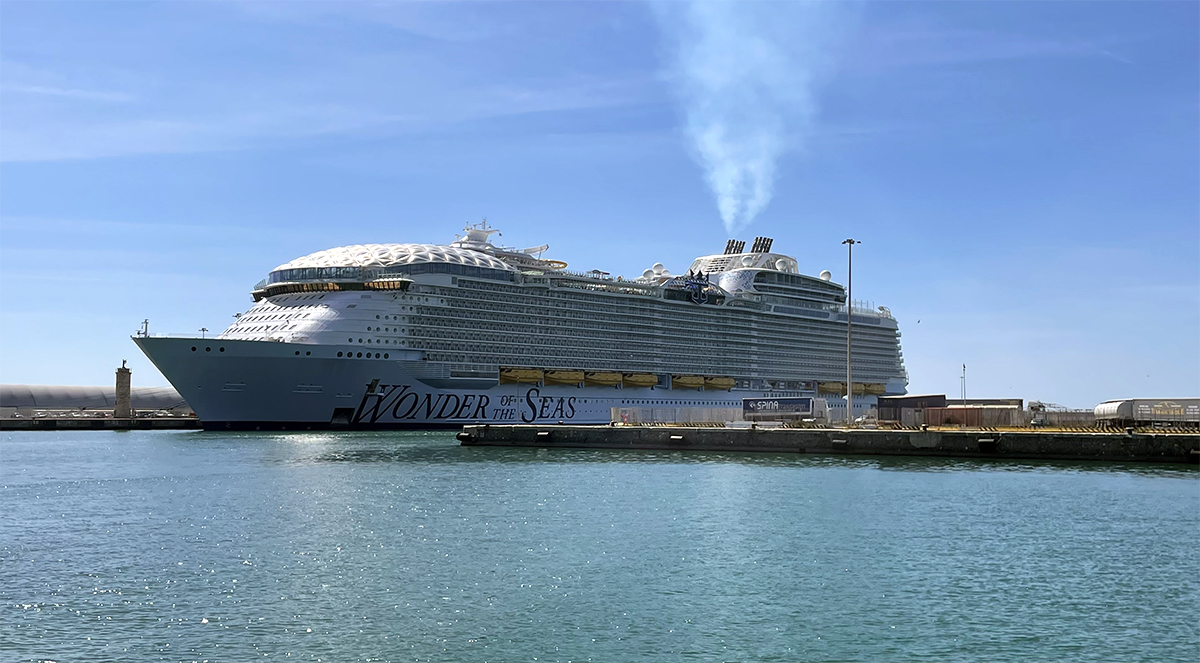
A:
1094 399 1200 426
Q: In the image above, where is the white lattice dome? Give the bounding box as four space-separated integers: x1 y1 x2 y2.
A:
273 243 515 272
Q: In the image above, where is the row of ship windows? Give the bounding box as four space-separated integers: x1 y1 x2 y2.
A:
238 312 317 324
405 343 899 366
407 331 897 352
404 326 899 355
415 283 872 333
427 300 897 332
415 351 897 374
189 344 393 361
458 305 888 335
337 351 390 359
421 354 896 380
409 337 899 360
349 337 406 346
456 276 846 309
452 281 850 314
418 313 898 344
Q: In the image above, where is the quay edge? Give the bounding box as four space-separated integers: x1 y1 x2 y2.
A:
1 418 201 431
458 425 1200 464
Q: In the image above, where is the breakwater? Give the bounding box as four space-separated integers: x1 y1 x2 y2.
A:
459 425 1200 463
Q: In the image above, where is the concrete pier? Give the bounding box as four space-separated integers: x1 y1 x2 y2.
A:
458 425 1200 464
1 417 201 431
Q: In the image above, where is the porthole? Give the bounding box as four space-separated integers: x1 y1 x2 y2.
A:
376 315 380 319
191 346 197 352
348 338 353 343
375 353 380 358
384 353 389 359
205 347 211 352
305 351 311 356
295 350 300 356
337 351 343 357
356 352 363 358
358 338 363 343
219 347 225 352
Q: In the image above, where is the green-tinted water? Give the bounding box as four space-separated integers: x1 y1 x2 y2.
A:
2 431 1197 662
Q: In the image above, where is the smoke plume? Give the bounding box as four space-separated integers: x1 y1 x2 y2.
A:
654 2 850 234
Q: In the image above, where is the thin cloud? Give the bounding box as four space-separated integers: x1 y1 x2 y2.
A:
845 25 1141 72
3 84 133 102
1 72 653 162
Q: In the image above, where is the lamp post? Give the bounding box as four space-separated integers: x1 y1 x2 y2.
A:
842 238 860 425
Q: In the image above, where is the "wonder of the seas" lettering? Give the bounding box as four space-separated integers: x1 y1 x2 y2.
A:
352 384 576 424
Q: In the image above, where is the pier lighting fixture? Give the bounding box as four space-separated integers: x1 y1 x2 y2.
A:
200 327 208 339
842 238 861 425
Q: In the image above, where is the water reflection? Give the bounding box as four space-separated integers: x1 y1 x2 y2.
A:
208 429 1200 479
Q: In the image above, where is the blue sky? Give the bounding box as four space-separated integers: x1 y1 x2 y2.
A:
1 1 1196 408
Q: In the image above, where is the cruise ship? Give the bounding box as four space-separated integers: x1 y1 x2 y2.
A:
135 223 907 429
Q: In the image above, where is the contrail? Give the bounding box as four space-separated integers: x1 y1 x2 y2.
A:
653 1 852 235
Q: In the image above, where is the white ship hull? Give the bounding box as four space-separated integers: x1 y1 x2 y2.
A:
136 337 790 430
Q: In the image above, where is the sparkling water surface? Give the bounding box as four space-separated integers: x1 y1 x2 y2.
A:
2 430 1197 662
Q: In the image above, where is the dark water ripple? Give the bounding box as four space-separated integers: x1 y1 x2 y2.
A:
2 430 1197 662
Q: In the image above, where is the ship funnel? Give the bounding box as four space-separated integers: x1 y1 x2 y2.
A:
751 237 773 253
723 239 746 255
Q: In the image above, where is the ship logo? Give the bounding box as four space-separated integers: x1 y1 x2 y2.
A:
684 270 710 305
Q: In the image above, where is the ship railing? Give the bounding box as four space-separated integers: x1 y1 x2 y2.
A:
557 269 618 281
842 300 892 318
448 362 500 375
549 278 659 295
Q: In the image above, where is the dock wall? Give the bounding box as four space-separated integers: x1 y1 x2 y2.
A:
1 418 201 431
459 425 1200 463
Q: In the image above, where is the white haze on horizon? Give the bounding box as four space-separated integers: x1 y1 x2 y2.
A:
653 1 854 236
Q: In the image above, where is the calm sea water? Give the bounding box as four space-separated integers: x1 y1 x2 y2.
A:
2 431 1197 662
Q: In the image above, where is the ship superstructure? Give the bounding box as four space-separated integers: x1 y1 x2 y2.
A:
135 222 906 429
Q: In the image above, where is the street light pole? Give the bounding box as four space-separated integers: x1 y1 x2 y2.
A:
842 239 860 425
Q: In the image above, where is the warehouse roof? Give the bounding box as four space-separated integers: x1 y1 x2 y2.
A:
0 385 188 410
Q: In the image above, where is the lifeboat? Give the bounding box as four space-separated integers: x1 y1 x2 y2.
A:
865 383 887 396
818 381 844 394
584 372 623 387
622 373 658 388
544 370 585 385
704 376 736 390
500 368 543 384
671 375 705 390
